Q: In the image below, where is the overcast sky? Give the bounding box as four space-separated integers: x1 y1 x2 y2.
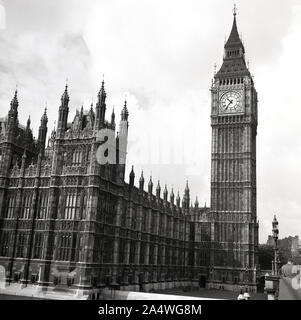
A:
0 0 300 242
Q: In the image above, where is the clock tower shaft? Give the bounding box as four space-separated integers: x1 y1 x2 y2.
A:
209 10 259 291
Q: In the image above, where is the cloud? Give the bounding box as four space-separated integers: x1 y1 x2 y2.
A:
0 0 300 242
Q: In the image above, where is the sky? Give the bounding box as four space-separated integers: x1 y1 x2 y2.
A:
0 0 300 242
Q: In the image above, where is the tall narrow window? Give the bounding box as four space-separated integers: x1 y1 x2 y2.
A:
131 208 137 230
103 236 114 263
149 245 154 264
81 193 87 220
22 193 32 219
141 210 147 232
64 193 78 220
57 233 72 261
120 204 127 227
139 242 145 265
118 238 126 264
6 193 16 218
37 191 48 219
16 233 26 258
33 233 43 259
72 150 82 166
86 148 91 166
150 215 156 234
129 240 136 264
0 232 9 256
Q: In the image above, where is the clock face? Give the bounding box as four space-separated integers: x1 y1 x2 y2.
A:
220 91 243 114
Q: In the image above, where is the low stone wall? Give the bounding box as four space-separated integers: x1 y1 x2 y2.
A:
101 289 216 300
0 280 203 300
206 282 257 293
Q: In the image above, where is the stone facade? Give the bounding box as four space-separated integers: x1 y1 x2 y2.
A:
0 82 210 296
206 12 259 292
0 11 260 297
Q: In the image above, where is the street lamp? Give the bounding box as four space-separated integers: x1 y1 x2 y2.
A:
264 215 281 300
272 215 280 276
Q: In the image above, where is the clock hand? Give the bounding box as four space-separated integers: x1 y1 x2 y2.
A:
225 100 233 109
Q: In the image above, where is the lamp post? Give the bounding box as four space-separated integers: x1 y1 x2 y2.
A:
265 215 280 300
272 215 280 276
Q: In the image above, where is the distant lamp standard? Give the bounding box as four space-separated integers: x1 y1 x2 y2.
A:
272 215 280 276
265 215 280 300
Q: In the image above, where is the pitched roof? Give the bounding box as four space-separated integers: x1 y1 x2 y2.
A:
216 13 250 78
224 15 243 49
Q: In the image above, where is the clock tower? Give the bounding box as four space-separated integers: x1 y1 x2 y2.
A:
209 9 259 291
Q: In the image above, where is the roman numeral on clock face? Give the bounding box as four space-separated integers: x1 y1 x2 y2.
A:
220 91 242 113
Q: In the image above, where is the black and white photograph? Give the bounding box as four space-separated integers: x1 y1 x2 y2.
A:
0 0 300 315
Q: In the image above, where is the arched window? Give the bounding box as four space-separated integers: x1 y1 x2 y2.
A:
72 150 82 166
33 233 43 259
6 193 16 218
58 233 73 261
64 193 79 220
81 193 87 220
16 233 26 258
22 192 33 219
0 232 10 256
37 191 48 219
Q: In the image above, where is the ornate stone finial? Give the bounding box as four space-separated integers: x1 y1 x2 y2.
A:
111 108 115 125
98 77 106 100
148 176 153 194
170 187 175 204
185 180 190 193
156 180 161 198
26 116 31 130
176 191 181 207
233 3 237 16
195 197 199 208
61 82 70 105
129 165 135 187
139 171 145 190
121 100 129 121
139 171 144 182
163 184 168 200
10 89 19 110
40 108 48 125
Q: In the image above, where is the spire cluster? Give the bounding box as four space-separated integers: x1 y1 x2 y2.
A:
10 90 19 110
61 84 70 105
121 100 129 121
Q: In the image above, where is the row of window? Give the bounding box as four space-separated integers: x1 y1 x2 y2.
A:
120 206 188 239
0 232 44 259
5 192 49 219
4 191 190 234
1 230 191 268
219 77 244 86
62 148 91 167
56 234 75 261
226 49 241 58
4 192 89 220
